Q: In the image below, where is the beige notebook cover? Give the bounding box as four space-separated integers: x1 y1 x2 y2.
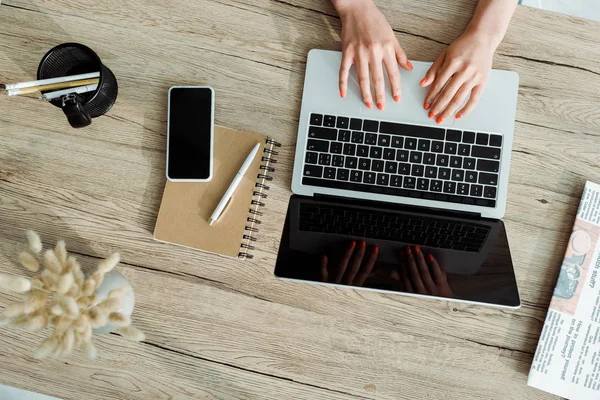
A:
154 126 278 259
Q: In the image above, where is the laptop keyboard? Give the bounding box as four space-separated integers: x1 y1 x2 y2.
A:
299 203 490 252
302 114 503 208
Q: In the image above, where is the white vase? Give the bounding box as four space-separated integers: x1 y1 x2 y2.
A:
91 270 135 334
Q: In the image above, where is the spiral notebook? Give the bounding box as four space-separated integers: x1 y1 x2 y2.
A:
153 126 280 259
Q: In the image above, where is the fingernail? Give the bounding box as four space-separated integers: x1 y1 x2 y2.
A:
393 95 400 102
350 240 356 249
374 246 379 254
399 248 404 256
377 102 384 111
407 61 413 70
455 113 462 119
340 89 346 98
423 103 430 110
436 116 444 124
366 101 373 109
360 241 366 249
414 246 421 254
322 255 327 263
406 247 412 255
428 111 435 119
428 254 434 262
420 78 428 86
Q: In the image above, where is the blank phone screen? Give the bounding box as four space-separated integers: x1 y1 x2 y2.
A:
167 87 213 180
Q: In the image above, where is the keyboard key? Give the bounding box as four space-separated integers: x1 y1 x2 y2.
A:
318 153 331 165
403 177 416 189
343 143 356 155
396 150 409 162
307 139 329 152
458 144 470 156
423 153 436 165
338 130 351 142
372 160 384 172
385 161 398 174
410 151 423 164
308 126 337 141
370 147 383 159
418 139 431 151
479 172 498 185
457 183 469 196
336 116 349 129
465 171 477 183
356 145 369 157
310 113 323 126
446 130 461 142
430 180 443 192
470 184 483 197
477 159 500 173
363 120 379 132
405 138 417 150
345 156 358 169
332 155 344 167
330 142 343 154
358 158 371 170
391 175 403 187
305 152 318 164
323 167 336 179
417 178 429 191
411 164 424 177
484 186 497 198
425 166 437 178
450 156 462 168
350 118 362 130
476 133 489 145
472 146 501 160
365 133 377 145
304 165 323 178
377 173 390 186
336 168 349 181
351 131 364 143
398 163 411 175
350 170 363 182
436 154 449 166
383 148 396 160
463 131 476 143
439 168 451 180
443 181 456 194
363 172 376 184
489 134 502 147
452 169 464 181
463 158 476 169
379 122 445 140
392 137 404 148
431 141 444 153
324 115 336 127
444 142 457 154
378 134 391 147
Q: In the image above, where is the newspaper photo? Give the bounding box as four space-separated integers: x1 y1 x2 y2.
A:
528 181 600 399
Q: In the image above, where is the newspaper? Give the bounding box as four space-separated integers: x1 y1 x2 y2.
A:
528 181 600 399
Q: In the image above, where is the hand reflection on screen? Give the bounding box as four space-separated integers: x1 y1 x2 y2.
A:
397 246 453 297
320 240 379 286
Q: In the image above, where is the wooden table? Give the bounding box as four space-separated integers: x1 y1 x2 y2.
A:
1 1 599 399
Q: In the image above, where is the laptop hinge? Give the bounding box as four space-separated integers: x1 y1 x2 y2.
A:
313 193 483 220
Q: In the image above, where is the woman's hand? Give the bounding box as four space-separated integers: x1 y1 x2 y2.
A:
335 0 412 110
398 246 453 297
321 240 378 286
421 30 495 124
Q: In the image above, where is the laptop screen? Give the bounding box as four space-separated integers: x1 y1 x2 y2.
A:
274 195 520 307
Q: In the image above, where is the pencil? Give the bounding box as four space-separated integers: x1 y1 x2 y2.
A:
42 84 98 101
5 78 99 96
2 72 100 91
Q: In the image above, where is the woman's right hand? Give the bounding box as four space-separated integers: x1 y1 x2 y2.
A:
334 0 412 110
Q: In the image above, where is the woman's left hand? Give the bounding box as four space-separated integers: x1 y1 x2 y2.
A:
421 30 496 124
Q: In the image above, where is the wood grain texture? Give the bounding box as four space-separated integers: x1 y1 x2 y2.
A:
0 0 599 399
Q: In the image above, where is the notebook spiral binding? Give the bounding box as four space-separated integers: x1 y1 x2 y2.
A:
238 137 281 259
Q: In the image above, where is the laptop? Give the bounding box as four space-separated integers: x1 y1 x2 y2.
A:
275 49 521 308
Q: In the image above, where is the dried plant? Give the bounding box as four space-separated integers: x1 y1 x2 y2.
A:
0 230 145 359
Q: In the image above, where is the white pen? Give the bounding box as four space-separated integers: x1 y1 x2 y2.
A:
41 83 98 101
209 143 261 226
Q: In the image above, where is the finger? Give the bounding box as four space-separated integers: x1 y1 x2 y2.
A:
334 241 355 283
427 253 446 284
320 255 329 283
357 57 373 108
429 72 469 124
354 245 378 286
343 241 366 285
339 51 353 98
383 51 402 102
413 246 436 294
421 49 446 91
406 246 426 294
456 85 485 119
369 56 386 110
437 82 473 122
394 42 413 71
398 248 414 293
424 61 459 115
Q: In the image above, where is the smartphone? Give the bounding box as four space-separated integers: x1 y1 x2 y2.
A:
166 86 214 182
